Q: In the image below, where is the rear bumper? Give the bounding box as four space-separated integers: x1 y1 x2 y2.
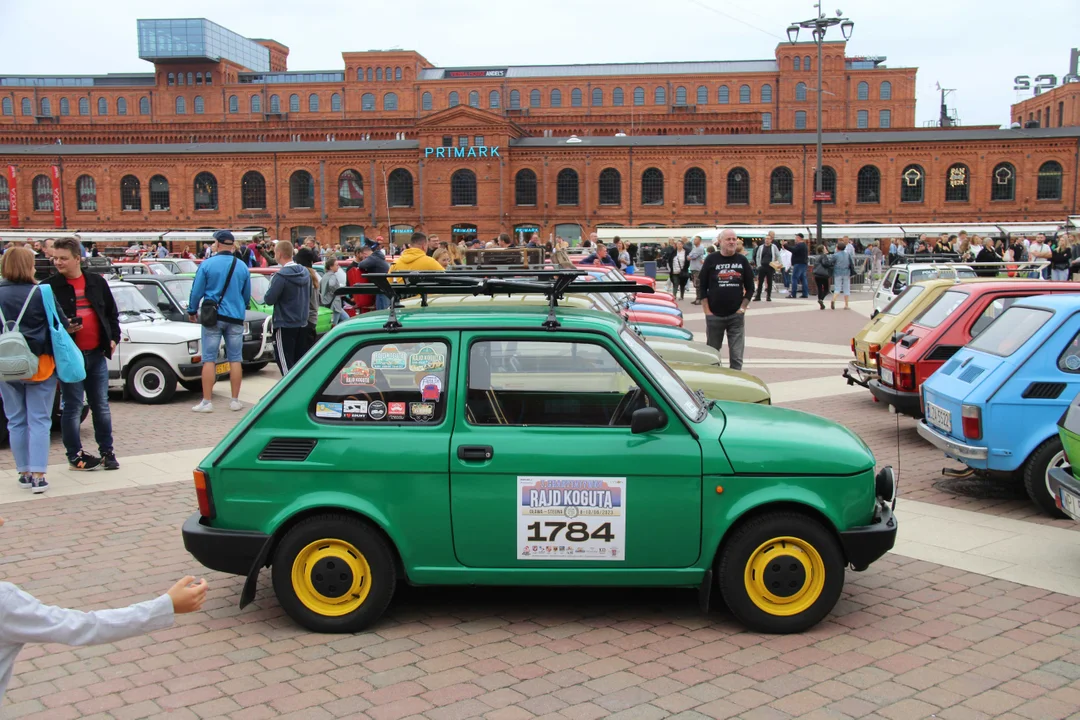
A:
182 512 270 576
917 420 989 461
868 379 922 417
1048 467 1080 522
840 501 897 571
843 361 875 388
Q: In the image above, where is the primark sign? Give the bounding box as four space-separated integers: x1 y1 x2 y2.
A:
424 146 501 159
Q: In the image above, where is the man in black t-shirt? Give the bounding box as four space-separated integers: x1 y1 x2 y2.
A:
699 229 755 370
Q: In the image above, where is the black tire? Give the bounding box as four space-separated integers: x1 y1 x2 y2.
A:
1023 437 1068 518
271 515 396 633
242 361 269 373
179 380 201 394
125 357 178 404
718 512 845 634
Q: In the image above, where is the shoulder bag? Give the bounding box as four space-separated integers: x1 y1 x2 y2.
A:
38 284 86 384
199 256 239 328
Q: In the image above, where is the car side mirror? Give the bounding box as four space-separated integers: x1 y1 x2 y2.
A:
631 407 665 434
871 309 880 319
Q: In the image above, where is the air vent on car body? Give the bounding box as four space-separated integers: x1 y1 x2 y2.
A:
259 438 317 461
939 359 960 376
958 366 985 383
926 345 960 362
1022 382 1067 400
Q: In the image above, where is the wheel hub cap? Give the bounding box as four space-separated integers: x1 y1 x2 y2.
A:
309 557 354 599
760 554 807 598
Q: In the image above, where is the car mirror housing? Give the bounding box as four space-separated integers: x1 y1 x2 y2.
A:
631 406 666 434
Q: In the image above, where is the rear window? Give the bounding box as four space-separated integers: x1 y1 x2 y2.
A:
967 307 1052 357
914 290 969 329
880 285 925 316
910 267 976 283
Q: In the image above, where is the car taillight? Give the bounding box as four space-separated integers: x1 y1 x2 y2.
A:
193 469 216 519
869 343 881 364
962 405 982 440
851 338 857 355
897 362 917 391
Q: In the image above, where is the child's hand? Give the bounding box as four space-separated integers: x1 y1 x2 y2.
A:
167 576 208 613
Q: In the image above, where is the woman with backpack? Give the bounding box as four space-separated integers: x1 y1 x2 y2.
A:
671 242 691 301
0 248 69 494
830 240 855 310
811 244 834 310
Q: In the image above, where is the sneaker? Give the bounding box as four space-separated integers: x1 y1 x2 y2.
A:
101 452 120 471
31 477 48 494
229 399 244 412
192 399 213 413
18 474 31 489
69 451 102 471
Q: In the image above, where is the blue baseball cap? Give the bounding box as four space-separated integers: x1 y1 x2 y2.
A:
212 229 235 245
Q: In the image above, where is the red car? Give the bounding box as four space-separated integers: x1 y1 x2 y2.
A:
871 281 1080 417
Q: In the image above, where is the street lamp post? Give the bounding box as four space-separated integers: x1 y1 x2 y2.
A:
787 6 853 247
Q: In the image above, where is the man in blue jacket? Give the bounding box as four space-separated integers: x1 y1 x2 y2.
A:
186 230 251 413
264 240 312 375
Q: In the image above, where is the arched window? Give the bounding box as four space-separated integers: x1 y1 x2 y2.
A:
654 86 666 105
633 87 644 105
675 86 687 105
448 91 459 107
60 98 71 116
97 97 107 115
361 93 375 111
309 94 319 112
366 68 372 82
117 98 127 115
556 169 579 206
269 95 281 113
880 81 892 100
226 95 238 113
195 72 203 85
856 165 881 203
289 94 300 112
879 110 891 128
188 72 195 86
387 169 413 207
990 162 1016 201
175 96 186 114
16 98 28 116
251 95 261 113
290 170 315 209
149 175 169 210
795 111 807 129
571 88 582 107
193 172 218 211
384 93 398 111
167 72 175 86
120 175 141 211
0 176 7 212
641 168 664 205
761 84 772 103
78 97 89 115
241 171 266 209
39 98 51 116
1038 161 1064 200
421 92 432 111
804 56 811 71
376 68 383 82
697 86 707 105
793 57 801 71
509 90 520 109
815 166 837 204
739 85 751 103
395 67 401 81
901 165 924 203
451 169 477 206
384 67 391 81
727 168 749 205
529 89 540 107
489 90 500 109
33 175 53 211
598 168 621 205
331 93 342 112
769 167 793 204
592 87 603 106
612 87 624 106
718 85 729 104
795 82 807 102
857 81 869 100
76 175 96 211
684 167 706 205
515 169 537 206
551 89 562 107
945 164 970 202
193 96 204 114
338 169 364 208
857 110 868 128
357 68 364 82
468 91 479 108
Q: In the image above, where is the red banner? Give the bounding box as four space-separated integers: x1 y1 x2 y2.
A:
813 191 833 202
50 165 62 228
7 166 18 229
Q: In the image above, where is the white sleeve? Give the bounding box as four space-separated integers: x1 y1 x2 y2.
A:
0 583 174 647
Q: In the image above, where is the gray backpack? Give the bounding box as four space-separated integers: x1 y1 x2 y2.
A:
0 286 41 381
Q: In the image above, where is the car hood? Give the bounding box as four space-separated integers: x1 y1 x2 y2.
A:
667 362 770 404
645 338 721 366
715 400 874 475
121 318 201 344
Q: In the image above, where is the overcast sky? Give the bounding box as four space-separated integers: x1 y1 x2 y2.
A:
1 0 1076 128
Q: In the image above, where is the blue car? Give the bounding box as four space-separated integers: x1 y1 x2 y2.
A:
917 294 1080 517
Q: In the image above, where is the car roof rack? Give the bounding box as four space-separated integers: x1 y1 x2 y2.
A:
335 269 653 331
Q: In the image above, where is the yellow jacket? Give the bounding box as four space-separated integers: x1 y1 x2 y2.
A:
390 248 445 273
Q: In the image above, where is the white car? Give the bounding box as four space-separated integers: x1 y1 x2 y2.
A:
107 280 228 404
873 263 976 313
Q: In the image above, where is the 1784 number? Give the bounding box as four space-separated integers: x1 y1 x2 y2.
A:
526 521 614 543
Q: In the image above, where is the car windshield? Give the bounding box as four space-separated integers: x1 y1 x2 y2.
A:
619 328 704 421
148 263 171 275
967 307 1053 357
913 290 969 329
111 285 162 321
911 267 976 283
880 285 926 316
250 274 271 304
164 279 194 304
174 260 198 274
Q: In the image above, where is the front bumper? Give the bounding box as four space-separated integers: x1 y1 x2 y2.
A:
843 360 875 388
182 512 270 576
868 379 923 417
1048 467 1080 522
178 363 231 380
917 420 989 462
840 500 897 571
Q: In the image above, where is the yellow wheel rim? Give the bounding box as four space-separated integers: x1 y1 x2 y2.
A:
291 538 372 616
743 536 826 617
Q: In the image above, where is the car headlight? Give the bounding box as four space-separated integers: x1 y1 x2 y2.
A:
243 322 251 336
187 340 199 355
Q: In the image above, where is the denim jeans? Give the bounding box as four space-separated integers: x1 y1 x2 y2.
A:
332 308 350 326
375 294 391 311
0 375 58 473
791 264 810 297
1052 268 1070 281
705 313 746 371
201 321 244 364
61 350 113 461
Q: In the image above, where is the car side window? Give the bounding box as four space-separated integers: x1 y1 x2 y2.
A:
880 270 894 292
312 340 448 423
1058 330 1080 373
893 272 908 293
139 284 174 313
467 340 650 427
970 297 1017 338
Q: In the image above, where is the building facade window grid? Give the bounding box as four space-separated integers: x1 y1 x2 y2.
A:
241 171 266 209
251 95 261 113
193 96 204 114
795 110 807 129
879 109 891 128
361 93 374 111
795 82 807 101
338 169 364 208
61 98 71 115
97 97 107 115
422 92 433 111
761 84 772 103
592 87 602 106
193 172 218 210
40 98 51 116
395 68 402 81
598 168 621 205
857 81 869 100
804 56 811 71
794 57 801 71
175 97 186 114
991 162 1015 201
880 81 892 100
331 93 341 112
309 94 319 112
515 169 537 206
641 168 664 205
945 164 970 202
489 90 500 109
675 86 687 105
529 89 540 107
79 97 89 115
290 170 315 208
384 92 398 111
0 177 7 212
33 175 52 211
697 86 707 105
77 175 97 211
451 169 477 206
376 68 382 81
769 167 793 204
901 165 924 203
739 85 750 103
387 168 414 207
762 112 772 131
448 91 459 107
634 87 644 106
727 168 749 205
613 87 623 106
1037 161 1063 200
857 110 868 128
20 98 31 116
571 88 582 107
509 90 520 109
149 175 169 210
551 89 562 107
655 86 666 105
856 165 881 203
468 91 479 108
684 168 706 205
289 94 300 112
718 85 729 104
120 175 142 211
1 98 11 115
269 95 281 113
556 169 579 206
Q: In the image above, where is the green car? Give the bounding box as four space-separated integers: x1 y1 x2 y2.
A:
182 272 896 635
248 272 333 335
1049 392 1080 522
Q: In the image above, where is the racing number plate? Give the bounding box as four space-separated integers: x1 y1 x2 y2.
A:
1062 488 1080 521
215 361 231 375
517 476 626 561
925 402 951 433
880 367 894 386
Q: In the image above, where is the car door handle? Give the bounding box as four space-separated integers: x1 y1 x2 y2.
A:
457 445 494 461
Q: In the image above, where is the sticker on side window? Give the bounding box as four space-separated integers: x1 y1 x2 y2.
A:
315 401 343 418
343 399 369 418
368 401 387 420
410 402 435 421
420 374 442 401
388 401 406 419
408 345 446 372
340 360 375 386
371 345 408 370
517 477 626 561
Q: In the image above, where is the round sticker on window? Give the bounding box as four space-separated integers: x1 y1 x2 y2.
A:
1066 355 1080 371
368 400 387 420
420 374 442 402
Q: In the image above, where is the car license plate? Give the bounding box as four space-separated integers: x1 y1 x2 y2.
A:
215 361 230 375
925 402 951 433
880 368 894 386
1062 488 1080 521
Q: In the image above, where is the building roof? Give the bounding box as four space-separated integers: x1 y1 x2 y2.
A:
419 60 778 81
